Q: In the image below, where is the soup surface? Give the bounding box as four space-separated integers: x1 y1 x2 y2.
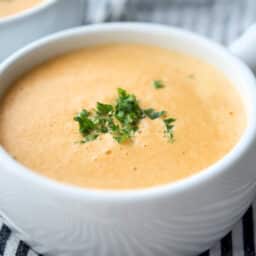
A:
0 44 246 189
0 0 42 19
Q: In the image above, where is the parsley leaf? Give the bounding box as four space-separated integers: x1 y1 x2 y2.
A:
163 118 176 142
153 80 165 89
73 109 95 136
81 133 99 143
144 108 166 120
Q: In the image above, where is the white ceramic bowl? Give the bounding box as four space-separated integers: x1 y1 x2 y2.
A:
0 23 256 256
0 0 85 62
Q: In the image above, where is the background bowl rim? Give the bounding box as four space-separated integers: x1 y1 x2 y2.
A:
0 0 57 25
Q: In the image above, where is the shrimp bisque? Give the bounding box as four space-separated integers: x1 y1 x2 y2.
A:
0 0 42 19
0 44 246 189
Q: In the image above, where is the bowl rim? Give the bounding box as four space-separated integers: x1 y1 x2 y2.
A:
1 22 256 201
0 0 57 25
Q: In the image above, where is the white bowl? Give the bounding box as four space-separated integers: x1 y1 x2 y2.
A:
0 23 256 256
0 0 85 62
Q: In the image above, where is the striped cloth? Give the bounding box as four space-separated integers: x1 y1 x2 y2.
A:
85 0 256 45
1 0 256 255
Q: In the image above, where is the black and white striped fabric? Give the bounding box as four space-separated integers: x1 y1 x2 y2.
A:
85 0 256 45
1 0 256 255
0 222 38 256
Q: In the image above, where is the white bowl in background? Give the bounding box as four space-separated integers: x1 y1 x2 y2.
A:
0 0 85 62
0 23 256 256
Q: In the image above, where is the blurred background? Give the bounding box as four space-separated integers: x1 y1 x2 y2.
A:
84 0 256 45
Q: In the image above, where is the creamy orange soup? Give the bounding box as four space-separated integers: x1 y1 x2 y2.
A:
0 44 246 189
0 0 42 19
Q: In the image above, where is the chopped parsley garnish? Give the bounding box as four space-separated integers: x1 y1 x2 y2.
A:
153 80 165 89
74 88 176 144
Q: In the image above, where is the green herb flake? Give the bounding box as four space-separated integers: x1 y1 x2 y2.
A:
96 102 113 115
144 108 166 120
81 133 99 143
163 118 176 143
153 80 165 89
